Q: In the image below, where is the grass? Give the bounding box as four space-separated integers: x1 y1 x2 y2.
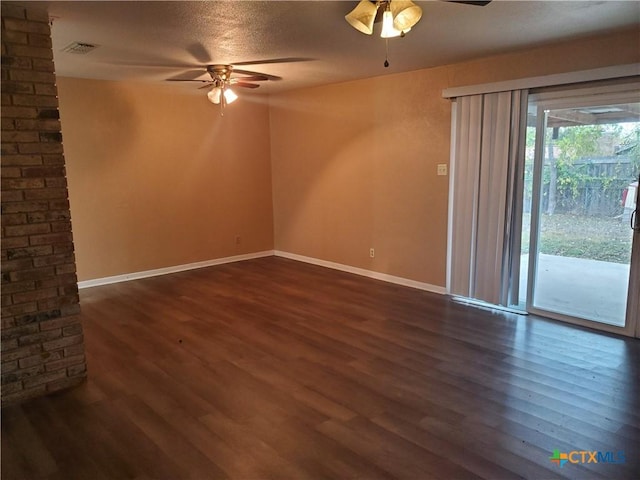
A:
521 213 633 264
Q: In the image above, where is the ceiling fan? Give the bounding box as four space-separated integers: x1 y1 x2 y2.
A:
164 57 310 114
346 0 492 37
169 64 269 108
345 0 491 66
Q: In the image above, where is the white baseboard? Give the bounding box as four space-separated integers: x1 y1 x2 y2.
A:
78 249 447 296
274 250 447 295
77 250 275 289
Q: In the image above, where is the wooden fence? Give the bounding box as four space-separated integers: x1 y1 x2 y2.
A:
524 156 637 217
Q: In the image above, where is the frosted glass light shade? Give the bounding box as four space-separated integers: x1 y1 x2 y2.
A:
391 0 422 32
380 9 401 38
345 0 377 35
224 88 238 104
207 87 222 104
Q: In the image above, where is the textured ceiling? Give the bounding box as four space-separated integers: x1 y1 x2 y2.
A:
17 1 640 95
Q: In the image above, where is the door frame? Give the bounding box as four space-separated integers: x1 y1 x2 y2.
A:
627 175 640 338
525 85 640 337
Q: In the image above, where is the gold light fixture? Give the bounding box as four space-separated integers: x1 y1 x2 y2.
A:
345 0 422 37
204 65 241 115
380 3 402 38
168 63 270 115
345 0 422 67
206 85 238 106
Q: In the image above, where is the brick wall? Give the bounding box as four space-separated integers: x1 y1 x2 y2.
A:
1 3 87 405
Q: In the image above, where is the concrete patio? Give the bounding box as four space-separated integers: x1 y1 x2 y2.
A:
519 254 629 326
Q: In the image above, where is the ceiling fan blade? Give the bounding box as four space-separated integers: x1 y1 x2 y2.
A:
233 82 260 89
166 69 209 81
186 43 212 64
166 79 214 89
446 0 492 5
233 57 313 66
166 79 211 83
232 74 269 82
233 68 282 81
109 60 203 69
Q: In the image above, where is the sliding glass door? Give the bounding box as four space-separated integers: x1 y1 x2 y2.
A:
521 86 639 336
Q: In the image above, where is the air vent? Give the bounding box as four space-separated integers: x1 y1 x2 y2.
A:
61 42 98 54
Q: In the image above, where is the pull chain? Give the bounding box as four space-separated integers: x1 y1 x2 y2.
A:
384 38 389 68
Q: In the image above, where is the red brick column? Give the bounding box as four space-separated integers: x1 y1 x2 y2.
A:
1 3 87 404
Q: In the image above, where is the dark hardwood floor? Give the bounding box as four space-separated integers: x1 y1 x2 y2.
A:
2 256 639 479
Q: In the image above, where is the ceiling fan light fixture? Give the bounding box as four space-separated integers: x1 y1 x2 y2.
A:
345 0 422 40
207 86 222 104
223 87 238 104
380 7 402 38
390 0 422 32
345 0 377 35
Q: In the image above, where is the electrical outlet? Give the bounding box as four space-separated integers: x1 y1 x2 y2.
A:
235 235 241 245
437 164 448 176
369 248 375 258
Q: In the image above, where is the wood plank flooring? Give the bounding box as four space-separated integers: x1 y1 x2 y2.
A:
2 256 639 479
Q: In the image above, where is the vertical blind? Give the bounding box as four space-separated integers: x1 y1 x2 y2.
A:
449 90 527 306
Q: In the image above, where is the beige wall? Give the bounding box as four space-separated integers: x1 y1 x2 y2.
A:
270 71 451 285
57 78 274 281
269 28 640 287
58 28 639 285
